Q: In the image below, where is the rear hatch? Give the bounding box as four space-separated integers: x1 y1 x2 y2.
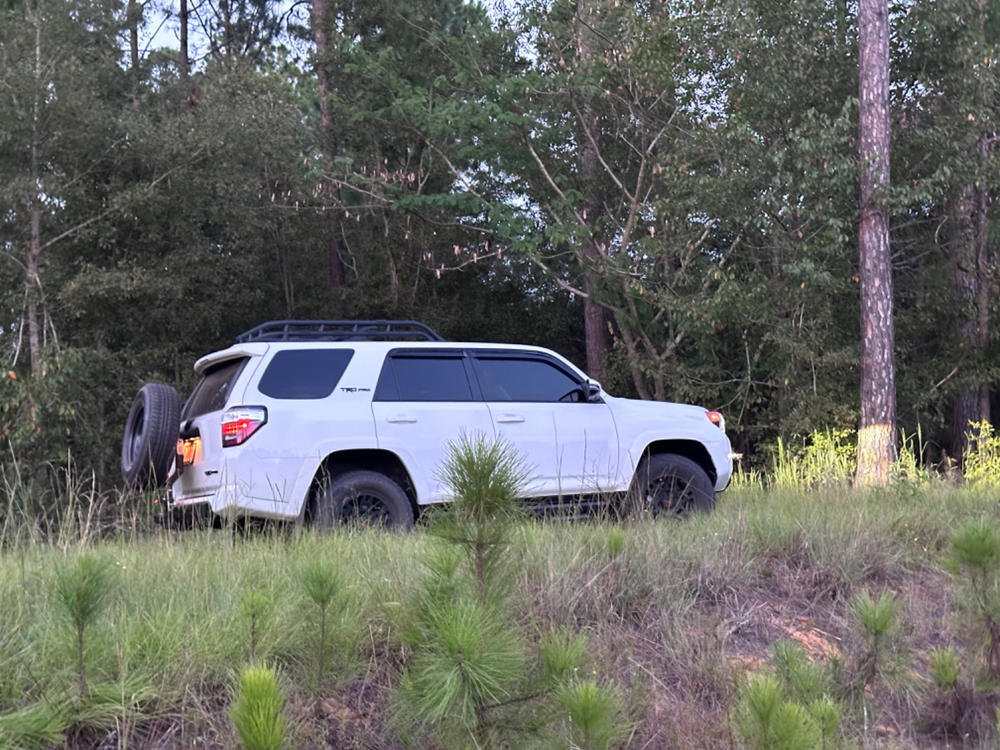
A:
172 346 266 502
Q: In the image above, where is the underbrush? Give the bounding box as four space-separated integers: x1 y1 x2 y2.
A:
1 481 1000 747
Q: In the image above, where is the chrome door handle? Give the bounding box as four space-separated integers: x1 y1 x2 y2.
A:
387 415 417 424
496 414 525 423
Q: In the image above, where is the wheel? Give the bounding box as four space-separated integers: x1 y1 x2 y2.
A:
311 470 415 531
121 383 180 487
630 453 715 516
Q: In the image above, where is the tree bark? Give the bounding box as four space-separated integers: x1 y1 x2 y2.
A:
26 10 43 373
179 0 189 83
855 0 896 485
950 0 994 464
311 0 345 302
950 177 991 462
576 0 608 382
128 0 141 106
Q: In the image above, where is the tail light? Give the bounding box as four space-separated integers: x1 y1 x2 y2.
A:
706 410 725 431
221 406 267 447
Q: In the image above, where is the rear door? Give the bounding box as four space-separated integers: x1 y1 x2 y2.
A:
471 351 620 497
371 350 494 504
173 355 256 500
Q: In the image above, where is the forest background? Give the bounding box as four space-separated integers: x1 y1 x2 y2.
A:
0 0 997 487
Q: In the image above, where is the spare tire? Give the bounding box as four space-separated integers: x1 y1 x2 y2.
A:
121 383 180 487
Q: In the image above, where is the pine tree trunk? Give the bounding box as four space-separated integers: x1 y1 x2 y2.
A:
179 0 189 82
26 13 43 373
950 1 994 464
855 0 896 485
311 0 345 302
576 0 608 382
950 178 991 462
128 0 140 105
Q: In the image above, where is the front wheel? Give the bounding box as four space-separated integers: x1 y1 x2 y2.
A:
311 470 415 531
630 454 715 517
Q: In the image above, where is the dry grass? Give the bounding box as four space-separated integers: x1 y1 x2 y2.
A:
1 480 999 747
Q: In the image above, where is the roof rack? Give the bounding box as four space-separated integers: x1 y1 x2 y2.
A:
235 320 445 343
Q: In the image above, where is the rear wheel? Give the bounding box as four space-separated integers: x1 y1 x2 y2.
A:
121 383 180 487
630 453 715 516
311 470 414 531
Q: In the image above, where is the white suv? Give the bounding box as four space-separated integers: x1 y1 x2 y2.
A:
121 320 733 528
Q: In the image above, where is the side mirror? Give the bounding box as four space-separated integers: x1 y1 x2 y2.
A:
585 380 603 403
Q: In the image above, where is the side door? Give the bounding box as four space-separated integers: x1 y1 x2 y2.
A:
371 350 494 504
470 352 620 497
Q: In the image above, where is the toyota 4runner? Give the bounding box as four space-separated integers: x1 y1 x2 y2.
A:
121 320 733 529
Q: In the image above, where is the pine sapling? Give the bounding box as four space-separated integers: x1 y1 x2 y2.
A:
948 522 1000 677
229 665 286 750
241 589 273 664
53 553 115 699
298 560 344 694
435 434 528 604
555 679 625 750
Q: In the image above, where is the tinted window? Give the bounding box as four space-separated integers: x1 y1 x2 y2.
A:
182 357 249 418
257 349 354 399
475 357 581 402
380 356 473 401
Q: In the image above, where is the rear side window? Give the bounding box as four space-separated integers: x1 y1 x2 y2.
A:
474 356 581 402
182 357 249 418
375 355 474 401
257 349 354 399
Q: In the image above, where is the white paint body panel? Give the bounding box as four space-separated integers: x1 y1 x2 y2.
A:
169 340 733 521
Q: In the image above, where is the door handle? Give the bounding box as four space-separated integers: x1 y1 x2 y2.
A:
496 414 525 423
387 414 417 424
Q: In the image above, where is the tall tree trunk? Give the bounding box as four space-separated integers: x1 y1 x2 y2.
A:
950 177 991 462
26 10 43 373
855 0 896 485
950 0 994 464
576 0 608 381
310 0 345 304
179 0 189 83
128 0 140 106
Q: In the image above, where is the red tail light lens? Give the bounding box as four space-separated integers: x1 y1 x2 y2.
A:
706 410 725 431
221 406 267 447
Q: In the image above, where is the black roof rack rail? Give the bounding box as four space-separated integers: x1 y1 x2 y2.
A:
235 320 445 343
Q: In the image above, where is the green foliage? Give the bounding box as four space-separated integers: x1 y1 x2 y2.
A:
773 641 834 704
848 589 902 693
963 422 1000 488
928 647 961 689
229 665 286 750
555 679 626 750
0 701 68 748
400 598 525 735
297 560 345 691
539 629 588 685
53 553 115 698
947 522 1000 678
736 673 822 750
770 430 856 490
434 434 529 603
241 588 274 664
605 528 626 559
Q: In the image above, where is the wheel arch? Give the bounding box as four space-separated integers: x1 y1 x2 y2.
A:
305 449 419 522
639 439 717 486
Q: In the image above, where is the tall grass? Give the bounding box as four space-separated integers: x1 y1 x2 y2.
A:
1 435 1000 746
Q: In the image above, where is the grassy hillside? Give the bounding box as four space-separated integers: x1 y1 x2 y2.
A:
2 479 1000 748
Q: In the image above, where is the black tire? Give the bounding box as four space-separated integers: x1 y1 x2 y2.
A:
630 453 715 516
121 383 180 487
311 470 415 531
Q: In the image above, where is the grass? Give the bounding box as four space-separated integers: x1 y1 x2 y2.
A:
1 479 1000 746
